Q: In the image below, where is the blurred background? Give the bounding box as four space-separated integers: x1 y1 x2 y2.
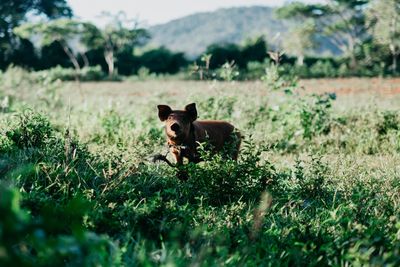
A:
2 0 399 80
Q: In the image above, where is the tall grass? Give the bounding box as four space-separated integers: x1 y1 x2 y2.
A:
0 67 399 266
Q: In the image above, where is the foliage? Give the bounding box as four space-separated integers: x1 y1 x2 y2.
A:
217 61 240 81
191 53 213 80
34 65 106 82
0 0 72 70
298 93 336 139
205 43 243 69
137 47 188 74
276 0 370 68
5 4 400 78
366 0 400 73
282 20 317 66
261 54 298 92
1 69 400 265
203 38 267 70
14 19 91 72
81 12 150 76
0 185 119 267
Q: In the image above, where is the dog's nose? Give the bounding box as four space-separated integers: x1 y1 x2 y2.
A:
171 123 180 132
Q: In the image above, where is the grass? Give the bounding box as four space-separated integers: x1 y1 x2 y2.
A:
0 68 399 266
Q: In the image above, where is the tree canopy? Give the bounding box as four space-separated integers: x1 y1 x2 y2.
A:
366 0 400 72
277 0 370 68
0 0 72 67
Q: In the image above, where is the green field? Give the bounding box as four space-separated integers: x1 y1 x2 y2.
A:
1 69 400 266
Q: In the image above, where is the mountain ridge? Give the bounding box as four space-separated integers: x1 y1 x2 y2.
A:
148 6 290 58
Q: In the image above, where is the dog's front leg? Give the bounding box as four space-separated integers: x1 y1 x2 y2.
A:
170 147 183 166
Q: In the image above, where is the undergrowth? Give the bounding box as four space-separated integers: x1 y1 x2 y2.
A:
0 68 399 266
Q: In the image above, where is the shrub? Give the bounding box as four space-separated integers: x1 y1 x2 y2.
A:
181 140 274 205
299 93 336 139
5 111 53 149
309 60 338 78
0 185 120 267
217 61 240 81
376 111 399 135
34 65 106 82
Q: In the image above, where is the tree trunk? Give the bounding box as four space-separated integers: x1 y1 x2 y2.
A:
61 44 80 71
80 52 89 68
390 44 398 74
348 43 357 70
297 55 304 66
104 49 114 77
350 55 357 70
393 54 397 74
60 42 81 81
347 37 357 70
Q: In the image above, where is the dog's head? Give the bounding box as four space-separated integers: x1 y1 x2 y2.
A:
157 103 197 141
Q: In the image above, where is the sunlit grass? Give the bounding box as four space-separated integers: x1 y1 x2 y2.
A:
0 68 399 266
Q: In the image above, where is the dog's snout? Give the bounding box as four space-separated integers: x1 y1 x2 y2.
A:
171 123 180 132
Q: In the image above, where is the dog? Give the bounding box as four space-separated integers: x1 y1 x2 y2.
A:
155 103 241 170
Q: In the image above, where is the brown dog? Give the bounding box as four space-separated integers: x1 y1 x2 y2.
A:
156 103 241 167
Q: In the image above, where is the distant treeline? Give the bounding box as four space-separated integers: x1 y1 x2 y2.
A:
1 0 400 79
5 36 395 79
5 41 188 75
1 29 268 76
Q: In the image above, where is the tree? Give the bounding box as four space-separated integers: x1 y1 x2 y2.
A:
82 12 149 76
241 37 268 65
205 43 242 69
285 21 316 66
14 19 90 73
324 0 370 68
0 0 72 69
138 47 187 74
277 1 370 68
276 3 321 65
366 0 400 73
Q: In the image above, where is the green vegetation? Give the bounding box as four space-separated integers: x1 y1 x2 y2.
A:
0 0 72 69
1 67 399 266
1 1 399 265
4 2 400 79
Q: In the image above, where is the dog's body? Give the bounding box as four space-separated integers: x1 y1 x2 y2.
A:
157 103 241 167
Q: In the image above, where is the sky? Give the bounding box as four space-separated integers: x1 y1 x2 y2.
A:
67 0 324 27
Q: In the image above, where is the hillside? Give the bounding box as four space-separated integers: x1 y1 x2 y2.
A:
148 6 339 58
148 6 289 58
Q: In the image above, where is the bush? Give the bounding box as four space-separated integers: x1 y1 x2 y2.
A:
34 65 106 82
376 111 399 135
5 111 53 149
137 47 188 74
299 93 336 139
309 60 338 78
0 185 119 267
181 140 273 205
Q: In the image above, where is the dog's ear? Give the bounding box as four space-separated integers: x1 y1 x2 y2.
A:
184 103 197 122
157 105 172 121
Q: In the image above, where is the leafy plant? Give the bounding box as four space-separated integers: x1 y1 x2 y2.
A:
217 61 239 81
299 93 336 139
5 111 53 149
